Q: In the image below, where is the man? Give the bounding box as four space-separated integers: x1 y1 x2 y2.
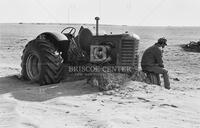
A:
141 37 170 89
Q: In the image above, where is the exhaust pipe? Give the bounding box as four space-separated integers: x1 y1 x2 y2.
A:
95 17 100 36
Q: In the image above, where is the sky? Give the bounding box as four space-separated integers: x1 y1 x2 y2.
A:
0 0 200 26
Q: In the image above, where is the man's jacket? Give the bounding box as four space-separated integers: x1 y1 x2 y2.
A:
141 44 164 68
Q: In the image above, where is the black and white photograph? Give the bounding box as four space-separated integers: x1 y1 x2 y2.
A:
0 0 200 127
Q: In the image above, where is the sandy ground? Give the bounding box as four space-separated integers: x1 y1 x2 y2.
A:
0 76 200 128
0 26 200 128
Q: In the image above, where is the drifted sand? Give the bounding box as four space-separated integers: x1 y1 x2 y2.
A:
0 75 200 128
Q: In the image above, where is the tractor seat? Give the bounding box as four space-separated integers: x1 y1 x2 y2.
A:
78 28 94 54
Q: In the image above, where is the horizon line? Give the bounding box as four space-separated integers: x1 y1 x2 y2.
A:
1 22 200 27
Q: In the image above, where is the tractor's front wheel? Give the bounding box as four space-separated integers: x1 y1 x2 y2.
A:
21 40 64 85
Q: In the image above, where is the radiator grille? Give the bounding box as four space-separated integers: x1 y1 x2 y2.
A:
121 40 134 66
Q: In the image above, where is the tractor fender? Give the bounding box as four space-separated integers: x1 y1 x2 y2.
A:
36 32 70 53
36 32 69 42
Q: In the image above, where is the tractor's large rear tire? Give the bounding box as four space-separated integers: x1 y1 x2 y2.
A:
21 40 64 85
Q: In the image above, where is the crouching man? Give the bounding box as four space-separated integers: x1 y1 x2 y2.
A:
141 37 170 89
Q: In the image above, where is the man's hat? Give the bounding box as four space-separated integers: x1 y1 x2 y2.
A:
158 37 167 45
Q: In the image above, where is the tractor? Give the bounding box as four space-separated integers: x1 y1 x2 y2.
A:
21 17 140 90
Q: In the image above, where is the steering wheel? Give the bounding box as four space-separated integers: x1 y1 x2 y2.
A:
61 27 76 37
